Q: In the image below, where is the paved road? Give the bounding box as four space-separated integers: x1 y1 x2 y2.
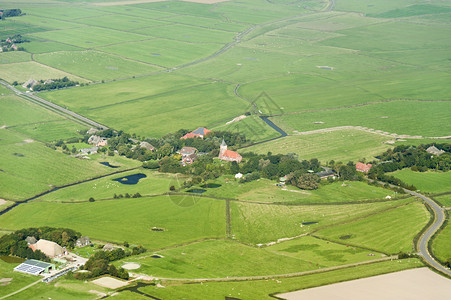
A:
405 190 451 276
0 80 108 130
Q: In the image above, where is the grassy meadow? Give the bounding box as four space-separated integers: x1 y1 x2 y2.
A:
0 195 226 249
315 201 430 254
0 0 449 298
243 129 395 163
389 170 451 194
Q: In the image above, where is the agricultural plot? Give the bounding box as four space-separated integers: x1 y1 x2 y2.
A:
272 101 451 138
141 259 422 299
98 38 220 67
0 61 86 84
40 73 206 112
433 194 451 207
12 14 81 30
75 14 170 32
9 119 87 142
133 23 236 44
230 198 415 244
37 169 185 202
23 41 84 54
243 129 394 163
30 27 149 48
315 201 430 254
0 196 226 249
237 181 395 204
200 178 393 204
0 51 31 64
120 240 316 279
389 170 451 194
432 223 451 263
267 235 381 267
68 82 245 137
213 115 280 143
35 50 161 81
159 14 247 32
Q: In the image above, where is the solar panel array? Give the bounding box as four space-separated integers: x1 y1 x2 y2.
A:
14 262 46 275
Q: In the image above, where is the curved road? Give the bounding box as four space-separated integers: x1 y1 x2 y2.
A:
406 190 451 276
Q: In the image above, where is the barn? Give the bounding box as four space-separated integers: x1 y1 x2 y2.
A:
14 259 55 276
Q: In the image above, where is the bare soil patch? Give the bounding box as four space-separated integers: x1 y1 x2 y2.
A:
91 277 129 289
278 268 451 300
0 199 8 206
122 263 141 270
0 278 12 286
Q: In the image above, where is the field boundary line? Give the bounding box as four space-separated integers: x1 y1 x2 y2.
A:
155 256 398 282
0 279 42 300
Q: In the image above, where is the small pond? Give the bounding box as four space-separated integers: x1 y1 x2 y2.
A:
0 256 25 263
200 183 222 188
339 235 352 240
186 189 206 194
151 254 163 259
100 162 119 168
112 173 147 185
302 221 318 225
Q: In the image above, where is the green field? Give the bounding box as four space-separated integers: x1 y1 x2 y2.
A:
197 178 394 204
389 170 451 194
433 194 451 207
432 222 451 263
315 201 430 253
35 51 161 81
0 0 449 297
231 198 416 245
243 129 395 163
118 239 317 279
140 259 423 299
37 169 185 202
0 195 226 249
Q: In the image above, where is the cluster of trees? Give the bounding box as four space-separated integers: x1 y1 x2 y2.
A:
0 9 23 19
0 34 28 51
77 249 129 280
375 144 451 172
0 227 81 260
32 77 79 91
367 144 451 190
76 245 146 280
113 192 141 198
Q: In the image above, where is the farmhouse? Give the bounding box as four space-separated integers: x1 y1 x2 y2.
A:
29 239 64 258
180 147 198 165
356 162 372 173
88 135 108 147
180 127 212 140
75 236 91 247
218 139 242 163
22 78 38 90
139 141 155 151
426 146 445 156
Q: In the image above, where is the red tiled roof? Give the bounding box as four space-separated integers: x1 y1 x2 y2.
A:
180 132 199 140
356 162 372 172
222 150 241 159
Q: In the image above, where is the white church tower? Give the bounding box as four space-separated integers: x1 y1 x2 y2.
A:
220 139 227 155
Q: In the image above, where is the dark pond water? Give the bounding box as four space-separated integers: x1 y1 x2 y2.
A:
151 255 163 259
0 256 25 263
112 173 147 185
200 183 222 188
100 162 119 168
339 235 352 240
302 221 318 225
260 116 287 138
186 189 206 194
